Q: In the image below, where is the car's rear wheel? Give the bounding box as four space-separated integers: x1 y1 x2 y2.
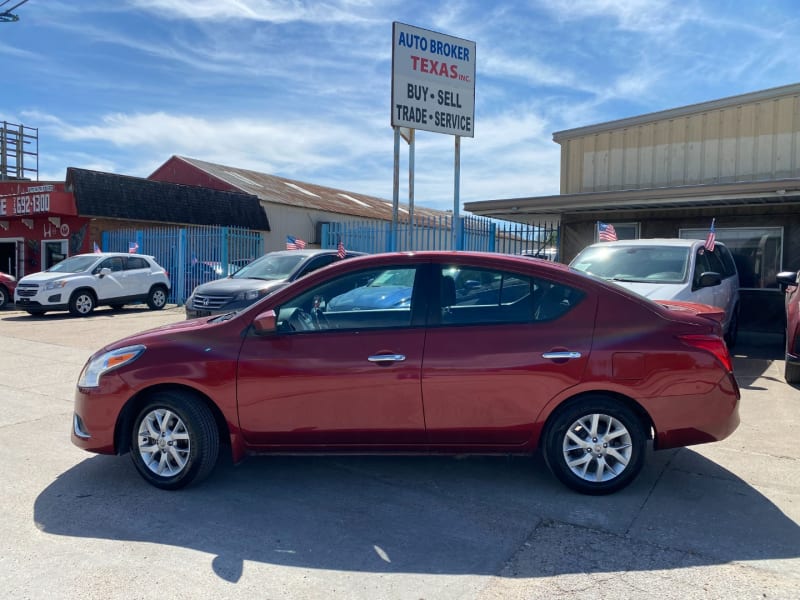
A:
146 285 168 310
69 290 96 317
543 396 646 495
129 391 219 490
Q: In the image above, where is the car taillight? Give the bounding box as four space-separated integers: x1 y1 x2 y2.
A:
678 334 733 372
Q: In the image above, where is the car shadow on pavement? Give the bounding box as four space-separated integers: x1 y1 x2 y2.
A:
3 305 165 321
34 449 799 582
731 330 785 388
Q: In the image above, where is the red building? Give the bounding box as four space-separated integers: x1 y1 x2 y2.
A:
0 181 88 276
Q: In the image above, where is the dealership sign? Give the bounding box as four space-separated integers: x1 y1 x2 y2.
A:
391 22 476 137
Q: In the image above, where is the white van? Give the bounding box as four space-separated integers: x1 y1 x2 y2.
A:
570 239 740 346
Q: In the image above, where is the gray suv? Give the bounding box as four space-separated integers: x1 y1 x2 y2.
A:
185 249 365 319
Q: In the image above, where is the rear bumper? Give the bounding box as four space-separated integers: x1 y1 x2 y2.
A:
653 372 741 450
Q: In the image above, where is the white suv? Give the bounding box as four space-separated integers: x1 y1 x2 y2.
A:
14 252 171 317
570 239 740 346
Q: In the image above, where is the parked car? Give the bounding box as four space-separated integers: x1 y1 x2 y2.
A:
72 251 740 495
777 269 800 384
569 239 740 346
14 253 171 317
0 271 17 309
184 260 241 299
185 248 365 318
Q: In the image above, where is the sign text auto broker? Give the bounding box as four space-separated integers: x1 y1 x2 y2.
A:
391 22 476 137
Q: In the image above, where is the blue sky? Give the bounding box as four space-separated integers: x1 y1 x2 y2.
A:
3 0 799 213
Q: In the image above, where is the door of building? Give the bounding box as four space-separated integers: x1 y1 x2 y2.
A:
42 240 68 269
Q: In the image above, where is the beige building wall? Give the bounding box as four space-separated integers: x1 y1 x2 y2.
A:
556 85 800 194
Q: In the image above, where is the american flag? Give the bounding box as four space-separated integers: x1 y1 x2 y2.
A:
93 242 102 254
705 218 716 252
128 241 139 253
598 222 617 242
286 235 306 250
337 239 346 259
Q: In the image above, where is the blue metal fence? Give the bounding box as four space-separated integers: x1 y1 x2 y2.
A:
102 225 263 304
101 217 557 305
321 215 559 259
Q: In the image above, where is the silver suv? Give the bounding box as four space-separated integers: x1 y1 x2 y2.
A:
14 253 171 317
570 239 740 346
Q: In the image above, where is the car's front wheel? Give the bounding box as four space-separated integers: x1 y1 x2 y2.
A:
0 285 8 309
129 391 219 490
543 396 646 495
69 290 96 316
146 285 168 310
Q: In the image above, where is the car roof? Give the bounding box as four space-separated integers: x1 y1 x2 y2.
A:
72 252 154 259
263 249 367 258
584 238 725 249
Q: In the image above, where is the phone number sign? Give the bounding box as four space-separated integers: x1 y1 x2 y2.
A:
391 22 476 137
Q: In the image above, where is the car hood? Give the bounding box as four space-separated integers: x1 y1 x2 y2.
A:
192 277 287 295
102 316 224 352
328 286 412 310
19 271 83 283
608 280 688 300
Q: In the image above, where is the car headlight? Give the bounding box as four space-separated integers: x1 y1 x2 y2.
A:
44 280 68 290
235 289 262 301
78 345 146 388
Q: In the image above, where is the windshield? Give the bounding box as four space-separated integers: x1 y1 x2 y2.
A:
46 255 99 273
232 254 305 281
571 245 690 283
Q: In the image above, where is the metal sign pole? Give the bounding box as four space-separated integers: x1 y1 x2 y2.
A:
454 135 461 250
392 126 400 252
408 128 415 251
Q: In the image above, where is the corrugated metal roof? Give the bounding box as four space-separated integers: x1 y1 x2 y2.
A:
174 155 450 222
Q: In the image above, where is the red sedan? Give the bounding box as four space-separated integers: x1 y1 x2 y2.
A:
0 270 17 309
72 251 740 495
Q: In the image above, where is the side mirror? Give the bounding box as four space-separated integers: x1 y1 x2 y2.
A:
98 267 112 278
252 309 277 335
777 270 799 290
697 271 721 288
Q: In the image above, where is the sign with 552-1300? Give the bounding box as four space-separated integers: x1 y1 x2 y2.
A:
391 22 476 137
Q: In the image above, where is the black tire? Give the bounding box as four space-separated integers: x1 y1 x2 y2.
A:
0 285 8 309
26 309 46 316
725 307 739 348
69 289 96 317
146 285 168 310
110 303 125 311
786 360 800 385
543 396 646 495
129 391 219 490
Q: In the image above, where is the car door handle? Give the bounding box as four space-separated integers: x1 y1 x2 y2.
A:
542 351 582 360
368 354 406 363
